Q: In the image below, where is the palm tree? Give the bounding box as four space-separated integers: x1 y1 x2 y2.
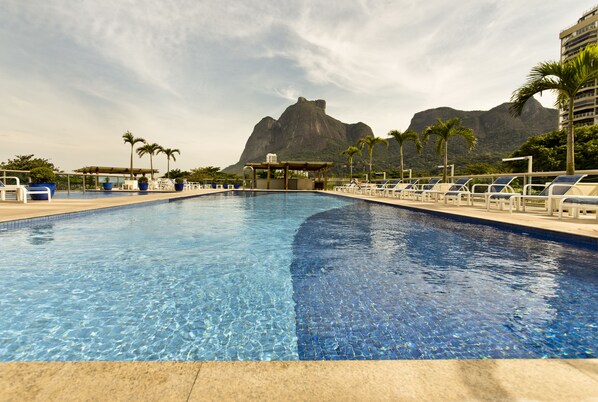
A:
158 148 180 179
122 131 145 178
421 117 476 183
136 142 163 180
341 146 361 179
387 129 422 181
510 44 598 175
357 135 388 179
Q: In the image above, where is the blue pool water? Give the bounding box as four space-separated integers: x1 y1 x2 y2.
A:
0 192 596 361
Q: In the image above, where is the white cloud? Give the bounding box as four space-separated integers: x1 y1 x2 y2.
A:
0 0 593 171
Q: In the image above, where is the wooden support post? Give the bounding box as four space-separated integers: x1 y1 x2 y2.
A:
266 165 271 190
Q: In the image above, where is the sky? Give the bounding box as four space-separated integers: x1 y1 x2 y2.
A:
0 0 596 173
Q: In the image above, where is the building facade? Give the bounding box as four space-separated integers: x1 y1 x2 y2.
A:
560 5 598 127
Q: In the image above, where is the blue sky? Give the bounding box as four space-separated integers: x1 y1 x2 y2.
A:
0 1 595 173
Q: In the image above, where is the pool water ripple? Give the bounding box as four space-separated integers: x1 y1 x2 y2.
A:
0 192 596 361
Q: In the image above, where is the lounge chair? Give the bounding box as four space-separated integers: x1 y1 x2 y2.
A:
405 178 442 201
372 179 402 197
558 196 598 219
424 178 472 204
0 177 51 203
469 176 517 206
390 179 419 198
488 174 587 214
362 180 389 196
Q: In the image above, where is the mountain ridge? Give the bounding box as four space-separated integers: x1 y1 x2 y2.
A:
223 97 558 175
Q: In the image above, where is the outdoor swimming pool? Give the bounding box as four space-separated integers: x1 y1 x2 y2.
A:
0 192 596 361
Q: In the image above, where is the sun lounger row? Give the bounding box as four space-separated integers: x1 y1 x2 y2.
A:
334 174 598 219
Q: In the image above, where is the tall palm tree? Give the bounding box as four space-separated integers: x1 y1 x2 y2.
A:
357 135 388 179
387 129 422 181
137 142 162 180
341 146 361 179
158 148 180 179
122 131 145 178
421 117 476 183
510 44 598 175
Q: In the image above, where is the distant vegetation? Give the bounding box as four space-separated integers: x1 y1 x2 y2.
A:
0 154 59 171
509 126 598 172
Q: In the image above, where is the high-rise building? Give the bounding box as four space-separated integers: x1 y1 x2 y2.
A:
559 5 598 127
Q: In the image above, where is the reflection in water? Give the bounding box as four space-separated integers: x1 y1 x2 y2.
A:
291 202 597 360
27 224 55 245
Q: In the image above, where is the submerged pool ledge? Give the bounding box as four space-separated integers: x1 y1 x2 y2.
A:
324 191 598 250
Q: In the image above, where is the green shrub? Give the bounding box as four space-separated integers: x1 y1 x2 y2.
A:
29 167 56 183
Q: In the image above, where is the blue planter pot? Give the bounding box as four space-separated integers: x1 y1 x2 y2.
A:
233 184 241 189
29 183 56 200
102 182 113 190
138 182 149 191
174 183 184 191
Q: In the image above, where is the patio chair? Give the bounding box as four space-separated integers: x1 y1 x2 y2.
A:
405 178 442 201
469 176 517 206
0 177 52 204
361 180 389 196
558 196 598 219
390 179 419 198
371 179 401 197
424 178 471 204
488 174 587 214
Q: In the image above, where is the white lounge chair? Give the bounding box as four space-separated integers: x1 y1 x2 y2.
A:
405 178 442 201
488 174 587 214
423 178 471 204
390 179 419 198
0 177 51 203
469 176 517 206
558 196 598 219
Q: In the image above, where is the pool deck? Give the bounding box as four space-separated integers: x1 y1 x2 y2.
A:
1 189 597 401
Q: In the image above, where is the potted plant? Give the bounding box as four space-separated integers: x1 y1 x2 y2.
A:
28 167 57 200
138 176 149 191
174 178 185 191
102 177 113 191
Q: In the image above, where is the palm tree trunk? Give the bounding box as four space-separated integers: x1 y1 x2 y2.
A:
566 98 575 175
443 141 448 183
167 158 170 179
150 155 154 180
399 146 404 181
369 149 373 179
349 157 353 179
130 146 134 179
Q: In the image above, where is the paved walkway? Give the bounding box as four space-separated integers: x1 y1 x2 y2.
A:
1 189 597 400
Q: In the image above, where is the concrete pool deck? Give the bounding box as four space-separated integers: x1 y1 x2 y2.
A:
1 189 597 400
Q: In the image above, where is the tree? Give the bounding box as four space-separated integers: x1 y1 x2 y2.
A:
122 131 146 178
158 148 180 179
0 154 59 171
510 44 598 175
341 146 361 179
357 135 388 179
509 125 598 172
387 129 422 181
136 143 162 180
421 117 477 183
